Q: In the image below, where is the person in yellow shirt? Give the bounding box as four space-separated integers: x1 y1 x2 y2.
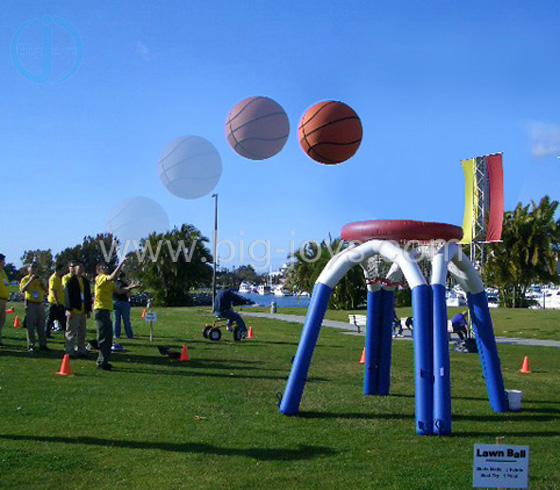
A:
61 261 74 288
0 253 10 347
64 261 92 358
20 263 48 352
45 263 67 338
94 259 135 370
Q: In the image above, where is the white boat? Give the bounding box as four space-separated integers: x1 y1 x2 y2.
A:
446 291 467 307
238 282 253 294
535 289 560 310
273 285 292 296
257 284 271 295
487 296 500 309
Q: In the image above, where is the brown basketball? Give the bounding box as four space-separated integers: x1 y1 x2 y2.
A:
298 100 362 164
225 96 290 160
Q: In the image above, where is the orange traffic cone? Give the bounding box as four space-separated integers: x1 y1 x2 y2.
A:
13 316 20 328
56 354 72 376
180 344 190 362
247 326 254 339
141 309 146 319
359 347 366 364
520 356 532 374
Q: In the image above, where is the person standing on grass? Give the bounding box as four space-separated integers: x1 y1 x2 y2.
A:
64 262 92 358
45 263 67 338
20 263 49 352
62 261 74 289
0 254 9 347
94 259 136 370
113 272 138 340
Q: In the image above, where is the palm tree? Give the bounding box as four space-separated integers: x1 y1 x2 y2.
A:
287 238 366 310
486 196 560 307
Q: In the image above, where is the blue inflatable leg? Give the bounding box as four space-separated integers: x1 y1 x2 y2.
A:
364 289 382 395
279 283 333 416
467 292 509 412
432 284 452 434
412 285 433 435
377 289 394 396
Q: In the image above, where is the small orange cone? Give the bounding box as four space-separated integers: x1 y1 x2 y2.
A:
520 356 532 374
180 344 190 362
56 354 72 376
359 347 366 364
247 326 254 339
13 316 20 328
141 309 146 319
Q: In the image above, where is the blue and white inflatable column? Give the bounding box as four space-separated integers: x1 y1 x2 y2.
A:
467 291 509 412
431 246 453 435
411 283 433 435
448 247 509 413
377 288 395 396
364 286 383 395
279 281 333 415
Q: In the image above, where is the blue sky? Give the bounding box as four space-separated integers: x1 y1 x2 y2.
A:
1 0 559 270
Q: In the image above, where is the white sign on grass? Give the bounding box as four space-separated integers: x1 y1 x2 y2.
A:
144 312 157 323
473 444 529 488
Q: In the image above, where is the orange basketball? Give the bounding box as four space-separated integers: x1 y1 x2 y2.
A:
298 100 362 164
225 96 290 160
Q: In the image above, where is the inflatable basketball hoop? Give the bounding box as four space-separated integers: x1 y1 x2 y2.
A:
279 219 509 436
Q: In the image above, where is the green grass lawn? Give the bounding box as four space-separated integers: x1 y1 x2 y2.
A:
0 306 559 489
247 305 560 342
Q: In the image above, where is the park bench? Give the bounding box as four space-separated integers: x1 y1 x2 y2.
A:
349 314 455 336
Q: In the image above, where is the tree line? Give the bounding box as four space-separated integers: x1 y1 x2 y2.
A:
286 195 560 310
6 196 559 309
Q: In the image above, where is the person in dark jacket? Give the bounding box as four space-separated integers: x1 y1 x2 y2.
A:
214 289 247 337
451 311 469 340
64 262 92 358
113 272 137 339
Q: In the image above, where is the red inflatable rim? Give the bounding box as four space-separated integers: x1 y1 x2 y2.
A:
341 219 463 243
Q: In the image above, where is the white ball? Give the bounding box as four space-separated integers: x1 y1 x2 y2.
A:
158 135 222 199
107 197 169 251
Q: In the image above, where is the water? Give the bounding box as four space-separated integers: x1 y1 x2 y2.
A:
238 293 310 308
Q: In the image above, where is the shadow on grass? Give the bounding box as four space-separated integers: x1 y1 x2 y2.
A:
0 434 336 461
453 431 560 438
453 413 560 422
523 399 560 405
519 407 560 415
117 366 326 383
119 366 284 380
298 411 413 421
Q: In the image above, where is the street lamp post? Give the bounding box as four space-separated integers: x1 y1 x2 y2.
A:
212 193 218 311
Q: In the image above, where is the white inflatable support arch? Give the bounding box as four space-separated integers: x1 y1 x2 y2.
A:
317 240 426 289
430 243 483 293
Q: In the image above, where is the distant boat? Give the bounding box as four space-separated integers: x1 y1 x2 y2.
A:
273 285 292 296
257 284 271 295
535 289 560 310
487 296 500 308
238 282 253 294
296 291 310 297
446 291 466 307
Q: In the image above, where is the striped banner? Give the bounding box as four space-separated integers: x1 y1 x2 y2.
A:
486 154 504 242
460 154 504 243
461 158 477 244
